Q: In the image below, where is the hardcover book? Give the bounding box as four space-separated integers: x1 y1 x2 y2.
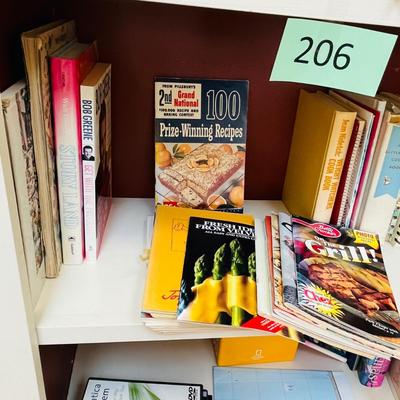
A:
177 216 258 328
282 90 356 223
1 81 45 305
80 63 112 261
50 41 98 264
21 20 76 276
154 78 248 212
292 216 400 349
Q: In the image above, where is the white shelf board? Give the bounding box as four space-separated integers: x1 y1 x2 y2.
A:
140 0 400 28
67 340 395 400
35 198 287 345
35 197 400 345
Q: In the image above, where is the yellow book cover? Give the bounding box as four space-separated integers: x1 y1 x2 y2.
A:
282 90 356 222
142 205 253 316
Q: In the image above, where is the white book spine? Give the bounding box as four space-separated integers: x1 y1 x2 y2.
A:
81 85 97 261
81 64 112 262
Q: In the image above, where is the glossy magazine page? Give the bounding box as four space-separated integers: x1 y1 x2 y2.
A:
292 216 400 346
177 216 257 327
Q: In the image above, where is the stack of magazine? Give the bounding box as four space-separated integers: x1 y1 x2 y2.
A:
257 212 400 359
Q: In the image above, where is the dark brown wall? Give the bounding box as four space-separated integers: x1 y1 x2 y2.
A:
0 0 59 91
60 1 310 199
40 345 77 400
60 0 400 200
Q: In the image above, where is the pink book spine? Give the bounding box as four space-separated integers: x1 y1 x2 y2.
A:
51 57 84 264
349 112 380 228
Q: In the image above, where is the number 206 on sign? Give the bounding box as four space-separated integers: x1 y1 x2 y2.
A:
270 18 397 96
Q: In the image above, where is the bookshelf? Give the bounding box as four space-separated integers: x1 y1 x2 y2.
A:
1 1 400 399
67 341 395 400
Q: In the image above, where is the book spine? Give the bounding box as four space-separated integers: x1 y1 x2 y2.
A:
313 113 354 223
81 85 97 261
2 86 45 305
278 212 297 307
330 119 360 225
337 127 366 225
386 198 400 245
350 113 381 227
344 122 373 227
51 57 84 264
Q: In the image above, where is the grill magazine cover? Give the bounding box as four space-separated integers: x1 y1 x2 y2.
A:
292 216 400 348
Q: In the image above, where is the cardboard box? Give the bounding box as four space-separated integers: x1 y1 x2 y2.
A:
214 336 298 366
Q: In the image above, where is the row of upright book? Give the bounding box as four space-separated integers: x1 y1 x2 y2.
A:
0 20 112 303
283 88 400 245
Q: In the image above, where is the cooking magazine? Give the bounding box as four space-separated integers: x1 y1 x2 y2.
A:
177 216 257 327
292 216 400 346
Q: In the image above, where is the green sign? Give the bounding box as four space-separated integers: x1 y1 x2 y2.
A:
270 18 397 96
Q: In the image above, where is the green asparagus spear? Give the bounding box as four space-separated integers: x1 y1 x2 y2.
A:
212 243 230 280
230 239 248 276
178 254 210 315
212 243 231 324
194 254 211 285
248 252 256 281
230 239 252 326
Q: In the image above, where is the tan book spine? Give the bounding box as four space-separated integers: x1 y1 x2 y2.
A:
21 20 76 276
312 112 355 223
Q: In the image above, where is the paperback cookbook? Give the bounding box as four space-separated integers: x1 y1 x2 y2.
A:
292 216 400 347
177 216 258 327
154 77 248 212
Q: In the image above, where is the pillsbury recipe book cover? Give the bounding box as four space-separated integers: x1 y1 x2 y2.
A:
154 78 248 212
